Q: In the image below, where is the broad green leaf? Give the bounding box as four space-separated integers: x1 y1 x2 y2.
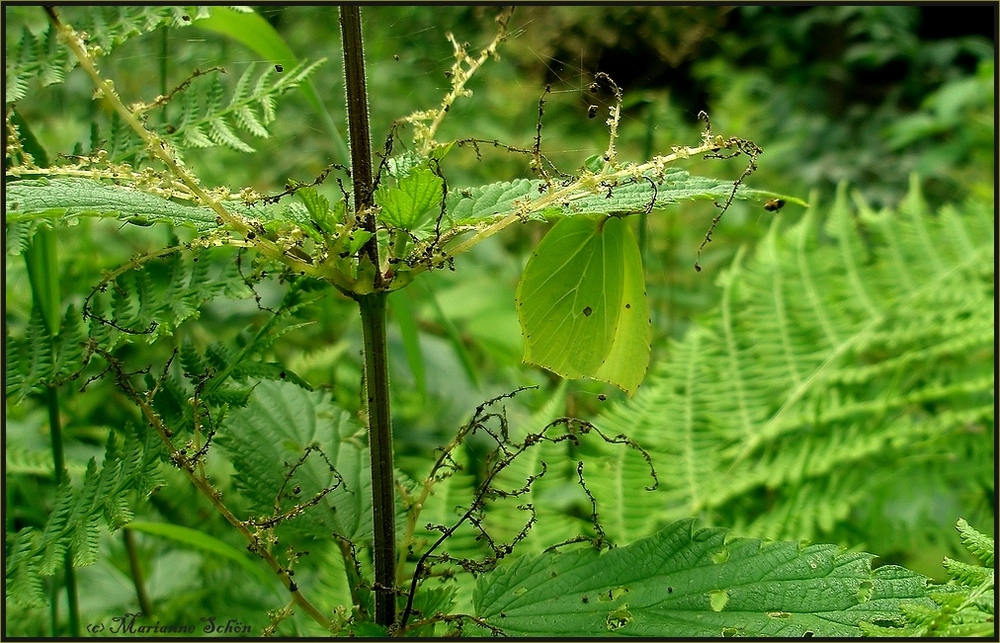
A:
516 215 649 395
376 165 443 229
6 177 218 231
474 519 930 637
214 380 374 542
447 169 804 227
124 521 276 590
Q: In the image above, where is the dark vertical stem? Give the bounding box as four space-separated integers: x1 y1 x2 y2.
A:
340 5 380 282
358 292 395 628
123 529 154 617
46 384 80 637
340 5 396 628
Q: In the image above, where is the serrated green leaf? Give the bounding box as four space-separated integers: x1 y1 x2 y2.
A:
474 519 930 637
447 169 797 228
376 165 443 229
6 178 218 231
280 202 324 243
346 230 373 255
516 215 650 395
214 380 373 542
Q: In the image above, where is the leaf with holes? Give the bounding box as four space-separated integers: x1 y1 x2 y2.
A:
474 519 931 637
516 215 650 395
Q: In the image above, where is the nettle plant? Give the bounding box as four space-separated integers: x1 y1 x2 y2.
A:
5 6 992 638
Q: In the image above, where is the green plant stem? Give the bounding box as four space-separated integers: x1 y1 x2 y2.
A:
358 292 396 628
340 5 397 628
45 384 80 637
123 528 154 617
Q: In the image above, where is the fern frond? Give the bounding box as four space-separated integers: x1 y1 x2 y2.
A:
5 425 164 609
411 445 490 565
863 519 994 637
4 6 203 105
5 305 86 405
5 23 73 104
85 246 249 348
162 60 325 155
594 178 993 553
956 518 994 567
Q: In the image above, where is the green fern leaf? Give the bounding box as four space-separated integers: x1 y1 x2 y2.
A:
956 518 994 567
5 306 86 404
5 530 47 608
481 385 594 553
5 7 202 105
410 445 490 571
5 425 163 609
862 519 994 637
161 59 324 155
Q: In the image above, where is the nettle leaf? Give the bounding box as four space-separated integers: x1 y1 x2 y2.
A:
446 168 796 227
474 519 930 637
5 177 218 231
6 177 288 237
516 215 650 395
214 380 373 542
376 165 443 230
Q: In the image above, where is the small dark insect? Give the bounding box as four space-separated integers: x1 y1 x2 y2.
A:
583 306 593 317
588 104 599 119
589 82 599 94
181 14 190 21
274 64 283 73
597 394 607 401
293 485 301 494
763 198 785 212
393 54 400 61
582 595 589 604
444 70 452 78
